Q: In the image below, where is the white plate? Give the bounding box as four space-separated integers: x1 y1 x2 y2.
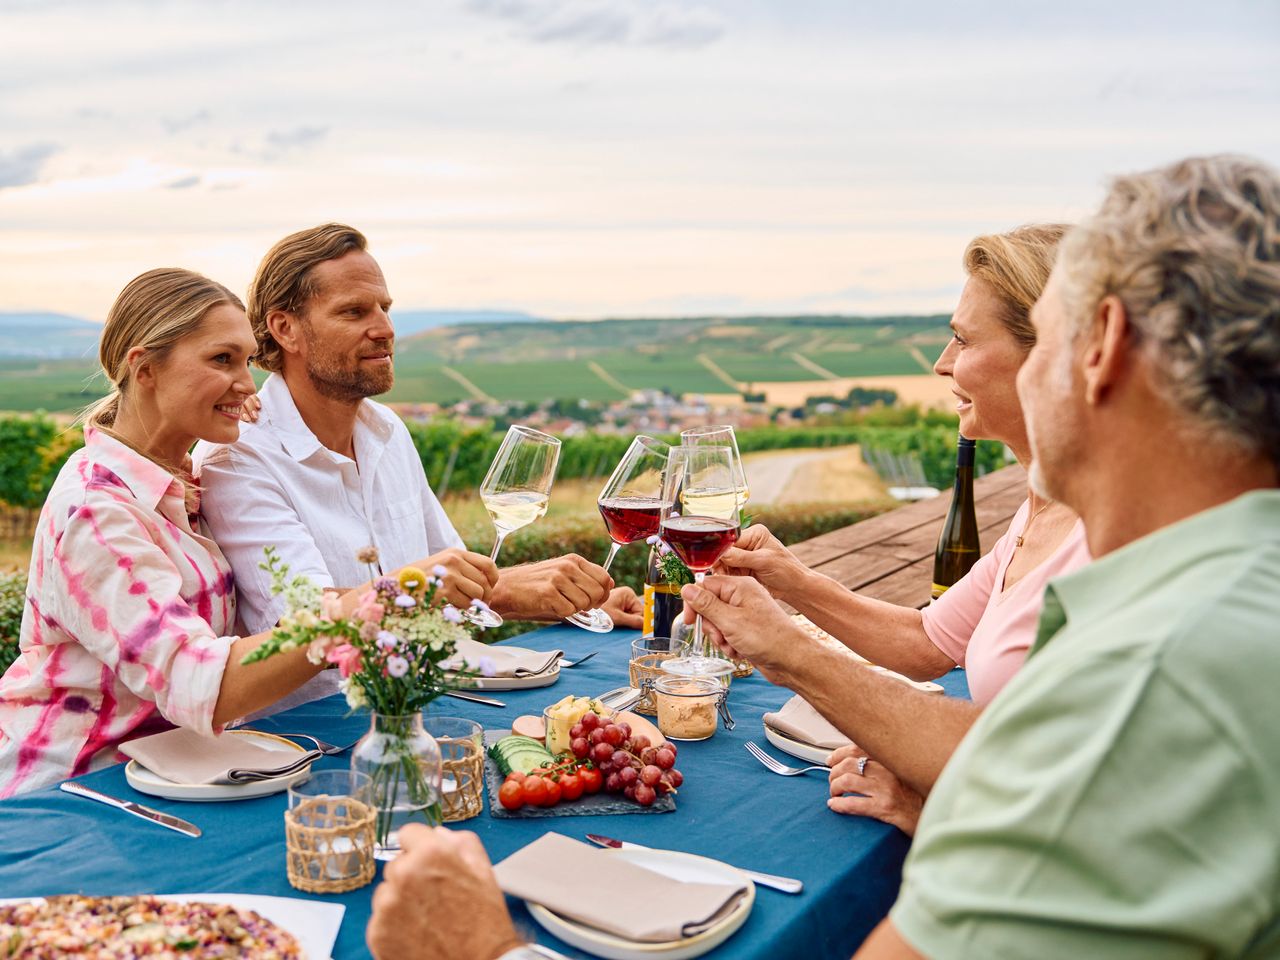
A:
0 893 342 960
452 663 560 691
124 730 314 802
763 723 835 767
526 847 754 960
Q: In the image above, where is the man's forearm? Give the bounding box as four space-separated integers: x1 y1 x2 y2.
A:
779 642 980 796
789 574 956 682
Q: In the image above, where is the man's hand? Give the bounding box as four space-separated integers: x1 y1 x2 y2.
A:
601 585 644 629
714 524 812 601
368 825 521 960
412 548 500 611
679 576 809 684
828 744 924 837
490 555 613 621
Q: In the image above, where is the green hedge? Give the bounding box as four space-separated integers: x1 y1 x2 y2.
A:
0 572 23 673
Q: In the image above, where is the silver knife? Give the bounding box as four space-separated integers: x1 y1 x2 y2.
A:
585 833 803 894
445 690 507 707
60 781 202 838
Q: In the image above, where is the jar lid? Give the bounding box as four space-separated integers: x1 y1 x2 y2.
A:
653 675 723 696
660 656 735 679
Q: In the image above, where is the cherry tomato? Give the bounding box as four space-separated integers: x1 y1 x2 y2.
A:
520 775 548 806
505 770 527 784
499 780 525 811
542 778 562 806
558 772 583 801
579 766 603 794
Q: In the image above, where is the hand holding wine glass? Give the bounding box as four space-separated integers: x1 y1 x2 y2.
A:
468 425 561 629
566 435 671 633
660 444 740 671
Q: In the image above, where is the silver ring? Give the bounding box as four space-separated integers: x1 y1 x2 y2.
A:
856 756 868 775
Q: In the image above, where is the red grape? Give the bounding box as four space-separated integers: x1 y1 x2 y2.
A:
634 783 656 807
667 768 683 788
640 747 658 766
588 728 606 746
605 772 623 793
571 737 589 759
616 722 631 739
630 735 650 754
623 784 636 800
618 766 638 786
602 724 624 748
592 742 615 764
640 765 662 787
581 712 601 732
654 748 675 770
569 722 584 740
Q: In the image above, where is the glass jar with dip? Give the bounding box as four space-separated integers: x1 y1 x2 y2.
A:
651 675 734 742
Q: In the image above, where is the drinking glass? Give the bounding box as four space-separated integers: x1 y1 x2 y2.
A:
680 425 749 510
566 435 671 633
466 425 561 628
659 444 740 676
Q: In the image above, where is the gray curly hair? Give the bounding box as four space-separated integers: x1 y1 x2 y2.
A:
1058 154 1280 467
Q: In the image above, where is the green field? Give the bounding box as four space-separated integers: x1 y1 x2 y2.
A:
0 314 951 412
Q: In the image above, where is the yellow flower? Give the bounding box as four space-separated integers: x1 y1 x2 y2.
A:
397 566 429 595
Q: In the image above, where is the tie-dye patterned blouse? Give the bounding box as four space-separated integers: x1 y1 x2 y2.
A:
0 428 236 797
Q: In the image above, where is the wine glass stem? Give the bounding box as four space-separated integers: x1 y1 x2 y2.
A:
489 531 508 563
693 570 708 658
601 542 622 574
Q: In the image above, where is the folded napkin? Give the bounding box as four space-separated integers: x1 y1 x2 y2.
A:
444 638 562 678
120 728 321 785
762 695 851 751
493 833 748 943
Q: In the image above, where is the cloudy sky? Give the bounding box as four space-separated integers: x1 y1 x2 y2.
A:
2 0 1278 320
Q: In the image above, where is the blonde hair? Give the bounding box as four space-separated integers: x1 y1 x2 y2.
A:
1059 154 1280 465
247 223 367 372
84 268 244 432
963 223 1069 348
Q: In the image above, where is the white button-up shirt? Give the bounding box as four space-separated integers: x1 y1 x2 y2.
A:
193 374 463 710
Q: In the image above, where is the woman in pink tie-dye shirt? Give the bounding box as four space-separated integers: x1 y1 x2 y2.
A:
0 269 408 796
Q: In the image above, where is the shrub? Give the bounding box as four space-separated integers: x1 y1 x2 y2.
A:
0 572 24 673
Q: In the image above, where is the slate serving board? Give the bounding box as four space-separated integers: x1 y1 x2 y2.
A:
483 729 675 819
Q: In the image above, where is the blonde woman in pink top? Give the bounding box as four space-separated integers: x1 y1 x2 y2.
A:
0 269 499 797
717 224 1089 834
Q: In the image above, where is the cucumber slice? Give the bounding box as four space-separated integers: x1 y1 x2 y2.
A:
489 735 554 776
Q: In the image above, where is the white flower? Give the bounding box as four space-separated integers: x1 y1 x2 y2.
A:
470 598 491 612
432 564 448 578
376 630 400 651
442 605 463 624
340 676 369 711
394 594 416 609
293 609 318 628
387 655 410 678
477 656 496 678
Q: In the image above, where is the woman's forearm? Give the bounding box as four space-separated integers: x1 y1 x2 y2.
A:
784 642 981 795
786 572 957 681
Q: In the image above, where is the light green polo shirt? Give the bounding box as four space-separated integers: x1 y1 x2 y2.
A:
892 489 1280 959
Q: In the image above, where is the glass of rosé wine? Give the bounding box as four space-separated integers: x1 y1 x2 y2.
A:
659 444 740 674
565 435 672 633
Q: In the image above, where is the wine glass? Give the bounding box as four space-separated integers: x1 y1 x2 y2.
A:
681 425 749 510
466 425 561 629
565 435 672 633
659 444 740 676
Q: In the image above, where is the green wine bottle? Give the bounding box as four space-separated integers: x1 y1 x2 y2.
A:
932 435 980 599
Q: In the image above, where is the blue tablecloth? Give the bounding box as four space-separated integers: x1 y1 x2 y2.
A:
0 625 968 959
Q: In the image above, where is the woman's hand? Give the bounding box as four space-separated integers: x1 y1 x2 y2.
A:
238 393 262 423
715 525 812 600
827 744 924 837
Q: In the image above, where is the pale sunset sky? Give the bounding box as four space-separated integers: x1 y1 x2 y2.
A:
1 0 1278 321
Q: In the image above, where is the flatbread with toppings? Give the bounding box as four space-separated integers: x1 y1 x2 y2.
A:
0 895 303 959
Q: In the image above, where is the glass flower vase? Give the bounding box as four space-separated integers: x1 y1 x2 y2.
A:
350 712 443 860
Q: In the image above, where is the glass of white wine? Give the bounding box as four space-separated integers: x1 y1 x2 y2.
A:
680 425 749 510
468 425 561 629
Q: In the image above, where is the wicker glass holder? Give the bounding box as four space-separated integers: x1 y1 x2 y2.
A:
425 716 485 822
284 795 376 894
731 658 755 678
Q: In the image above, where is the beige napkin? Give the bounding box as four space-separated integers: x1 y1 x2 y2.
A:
493 834 748 943
120 728 320 785
762 695 852 751
445 638 562 678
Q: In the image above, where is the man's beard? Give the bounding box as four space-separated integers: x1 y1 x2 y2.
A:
301 323 394 402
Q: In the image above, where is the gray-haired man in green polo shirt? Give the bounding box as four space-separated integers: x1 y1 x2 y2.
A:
678 154 1280 959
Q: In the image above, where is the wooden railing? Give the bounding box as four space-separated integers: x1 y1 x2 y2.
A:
788 463 1028 608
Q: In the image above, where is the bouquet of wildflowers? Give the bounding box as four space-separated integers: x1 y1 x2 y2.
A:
241 546 491 714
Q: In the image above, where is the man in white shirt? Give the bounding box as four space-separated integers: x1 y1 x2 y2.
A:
195 223 640 710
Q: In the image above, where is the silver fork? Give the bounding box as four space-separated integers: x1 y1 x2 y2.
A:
744 741 829 776
253 731 359 756
558 651 599 669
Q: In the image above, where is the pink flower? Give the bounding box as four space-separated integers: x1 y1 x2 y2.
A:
386 655 409 678
320 590 344 621
359 621 380 642
354 599 385 623
325 643 363 679
442 604 463 624
307 635 339 663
